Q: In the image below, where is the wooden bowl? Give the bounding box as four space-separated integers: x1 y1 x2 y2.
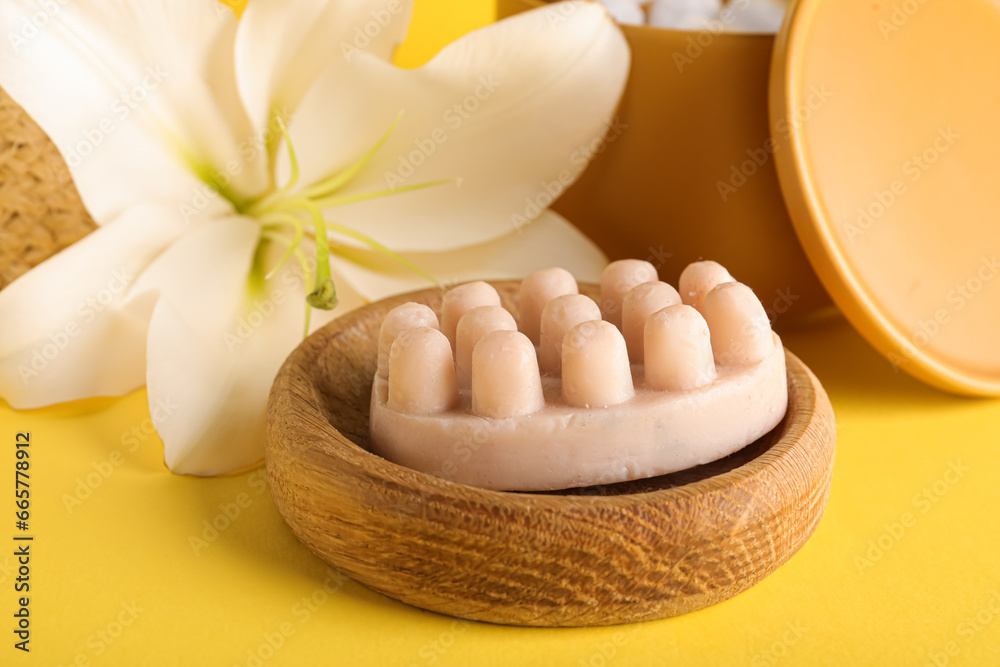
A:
265 281 836 627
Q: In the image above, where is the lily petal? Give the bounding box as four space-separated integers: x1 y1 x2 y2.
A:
284 0 629 251
0 0 263 221
328 208 607 301
140 218 362 475
235 0 414 135
0 203 188 408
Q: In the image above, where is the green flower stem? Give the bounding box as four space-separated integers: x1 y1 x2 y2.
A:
259 212 305 280
324 220 438 285
265 107 284 193
260 229 313 336
297 112 403 201
273 115 300 195
245 116 301 216
296 199 338 311
309 178 453 210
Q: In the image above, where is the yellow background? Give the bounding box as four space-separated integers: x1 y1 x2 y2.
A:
3 1 1000 665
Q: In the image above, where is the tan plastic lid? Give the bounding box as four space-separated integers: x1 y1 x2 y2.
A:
770 0 1000 395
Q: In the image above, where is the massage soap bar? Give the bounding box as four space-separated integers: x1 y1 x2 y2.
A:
370 260 788 491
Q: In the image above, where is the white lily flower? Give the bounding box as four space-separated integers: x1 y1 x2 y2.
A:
0 0 629 475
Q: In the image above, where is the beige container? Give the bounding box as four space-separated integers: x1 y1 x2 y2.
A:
496 0 830 321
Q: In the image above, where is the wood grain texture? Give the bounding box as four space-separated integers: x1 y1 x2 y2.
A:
265 281 836 627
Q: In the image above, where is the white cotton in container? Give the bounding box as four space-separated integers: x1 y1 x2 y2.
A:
595 0 646 25
648 0 722 30
720 0 786 33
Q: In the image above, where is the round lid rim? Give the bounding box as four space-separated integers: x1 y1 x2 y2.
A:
767 0 1000 397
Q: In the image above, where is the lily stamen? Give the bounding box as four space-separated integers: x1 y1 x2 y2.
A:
259 212 305 279
244 114 448 334
260 229 314 336
298 112 404 201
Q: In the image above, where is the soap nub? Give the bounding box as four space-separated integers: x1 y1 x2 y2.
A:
645 304 717 391
440 281 501 346
519 267 579 345
622 281 682 362
679 260 734 313
456 306 517 389
600 259 659 326
539 293 602 375
471 330 545 419
377 303 440 378
370 259 788 492
387 327 457 416
562 320 635 408
702 281 774 366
